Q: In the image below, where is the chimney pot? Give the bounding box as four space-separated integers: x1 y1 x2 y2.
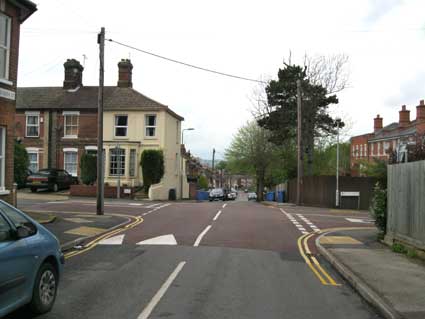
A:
63 59 84 90
417 99 425 122
117 59 133 88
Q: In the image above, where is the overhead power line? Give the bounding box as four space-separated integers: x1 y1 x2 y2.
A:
107 38 267 84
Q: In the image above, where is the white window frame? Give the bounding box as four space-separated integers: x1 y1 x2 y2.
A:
0 127 5 191
114 115 128 138
63 148 78 176
63 111 79 138
0 13 11 83
109 148 126 176
129 149 136 177
145 114 157 138
26 147 39 173
25 112 40 137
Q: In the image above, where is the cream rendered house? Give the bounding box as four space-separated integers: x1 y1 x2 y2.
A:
102 59 187 200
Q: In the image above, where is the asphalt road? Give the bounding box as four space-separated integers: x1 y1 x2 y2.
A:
7 197 381 319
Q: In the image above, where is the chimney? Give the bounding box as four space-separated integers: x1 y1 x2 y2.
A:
399 105 410 128
63 59 83 90
374 114 383 132
416 99 425 121
117 59 133 88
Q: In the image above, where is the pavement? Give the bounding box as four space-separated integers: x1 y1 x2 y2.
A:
5 194 388 319
317 228 425 319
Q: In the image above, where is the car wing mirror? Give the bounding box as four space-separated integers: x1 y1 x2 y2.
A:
16 226 31 239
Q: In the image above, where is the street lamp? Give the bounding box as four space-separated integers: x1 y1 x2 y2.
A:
335 118 342 207
181 128 195 199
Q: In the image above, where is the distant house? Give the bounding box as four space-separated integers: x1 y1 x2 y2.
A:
350 101 425 176
0 0 36 204
16 58 187 199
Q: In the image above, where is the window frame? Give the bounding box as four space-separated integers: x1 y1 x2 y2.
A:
129 149 136 177
0 126 5 191
63 111 80 138
0 13 11 82
27 150 39 173
63 148 78 177
145 114 157 138
114 115 128 138
109 148 126 176
25 113 40 137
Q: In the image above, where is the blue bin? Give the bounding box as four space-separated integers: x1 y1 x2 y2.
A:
265 192 275 201
196 191 209 201
277 191 285 203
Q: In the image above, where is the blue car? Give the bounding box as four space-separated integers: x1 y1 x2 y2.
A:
0 200 64 317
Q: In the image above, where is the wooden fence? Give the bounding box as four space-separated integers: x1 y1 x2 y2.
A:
386 160 425 250
287 176 377 210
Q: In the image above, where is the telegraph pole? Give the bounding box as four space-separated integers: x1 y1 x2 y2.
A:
296 79 302 206
96 27 105 215
211 148 215 187
335 118 341 207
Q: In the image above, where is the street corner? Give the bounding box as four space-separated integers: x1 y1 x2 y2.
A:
24 210 57 224
32 210 132 251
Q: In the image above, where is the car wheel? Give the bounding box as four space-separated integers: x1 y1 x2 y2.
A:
30 262 58 315
30 187 37 193
52 183 59 192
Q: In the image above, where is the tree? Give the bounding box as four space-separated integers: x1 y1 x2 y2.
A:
359 158 387 185
198 175 208 190
225 121 277 201
313 142 351 176
14 141 29 188
80 153 97 185
140 150 165 192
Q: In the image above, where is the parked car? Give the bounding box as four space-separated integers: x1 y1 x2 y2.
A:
209 188 224 201
27 169 75 192
0 200 64 317
227 191 237 200
248 192 257 201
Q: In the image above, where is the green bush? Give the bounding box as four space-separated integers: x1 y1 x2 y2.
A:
392 243 407 254
80 153 97 185
140 150 164 192
370 182 387 233
14 142 29 188
198 175 208 189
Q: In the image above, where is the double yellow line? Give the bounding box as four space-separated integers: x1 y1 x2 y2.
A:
297 232 340 286
64 214 144 259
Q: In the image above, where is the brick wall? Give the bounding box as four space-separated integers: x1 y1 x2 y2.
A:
0 2 21 203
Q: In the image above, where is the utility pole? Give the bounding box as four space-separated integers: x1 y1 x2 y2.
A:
116 143 121 199
335 118 341 207
296 79 302 206
211 148 215 188
96 27 105 215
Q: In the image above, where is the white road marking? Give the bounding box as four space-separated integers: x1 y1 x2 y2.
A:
346 218 373 223
146 203 162 208
98 234 125 245
193 225 212 247
129 203 143 206
222 203 227 208
280 208 322 234
213 210 222 221
137 261 186 319
136 234 177 245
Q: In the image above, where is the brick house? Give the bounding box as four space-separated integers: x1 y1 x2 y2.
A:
0 0 36 204
350 100 425 175
16 58 186 199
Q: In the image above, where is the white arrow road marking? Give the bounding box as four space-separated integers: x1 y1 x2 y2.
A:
345 218 373 223
98 234 125 245
136 234 177 245
137 261 186 319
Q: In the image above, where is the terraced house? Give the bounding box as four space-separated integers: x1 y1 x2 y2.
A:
16 58 187 200
0 0 36 204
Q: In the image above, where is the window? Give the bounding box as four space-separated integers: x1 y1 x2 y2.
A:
64 112 79 137
115 115 128 137
145 115 156 137
360 145 363 157
129 149 136 177
0 201 37 236
27 151 38 172
0 213 12 242
378 142 381 155
109 148 125 176
364 144 367 156
26 114 39 137
0 13 11 80
0 127 5 191
64 150 78 176
371 143 374 156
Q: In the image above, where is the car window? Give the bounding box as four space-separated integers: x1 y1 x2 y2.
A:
0 214 12 242
0 202 37 236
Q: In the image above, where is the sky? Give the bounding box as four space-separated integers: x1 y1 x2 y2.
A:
17 0 425 160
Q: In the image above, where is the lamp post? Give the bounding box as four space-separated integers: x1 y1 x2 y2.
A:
181 128 195 199
335 118 342 207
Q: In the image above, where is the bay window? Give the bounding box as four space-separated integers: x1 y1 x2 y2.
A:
109 148 125 176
